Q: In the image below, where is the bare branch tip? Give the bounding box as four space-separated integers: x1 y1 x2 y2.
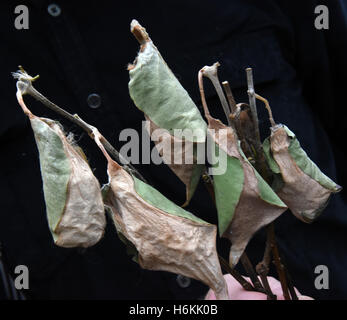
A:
130 19 150 44
12 66 40 94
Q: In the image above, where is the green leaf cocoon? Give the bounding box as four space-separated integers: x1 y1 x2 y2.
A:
129 42 207 143
263 124 342 222
30 117 71 238
211 142 244 236
128 41 207 204
101 159 228 300
31 117 106 247
206 116 287 266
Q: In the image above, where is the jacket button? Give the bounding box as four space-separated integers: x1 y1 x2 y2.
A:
87 93 101 109
47 4 61 17
176 275 191 288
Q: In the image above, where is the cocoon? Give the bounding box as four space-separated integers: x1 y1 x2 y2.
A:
128 20 207 206
94 131 228 300
30 116 106 247
263 124 342 223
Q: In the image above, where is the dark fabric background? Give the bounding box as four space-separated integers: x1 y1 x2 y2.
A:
0 0 346 299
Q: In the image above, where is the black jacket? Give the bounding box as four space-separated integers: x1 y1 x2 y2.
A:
0 0 346 299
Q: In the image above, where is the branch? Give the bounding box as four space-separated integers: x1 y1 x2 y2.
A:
222 81 237 114
218 255 254 292
244 68 296 300
256 226 277 300
200 62 233 127
240 253 265 293
255 93 276 127
245 68 261 145
13 67 147 183
268 223 291 300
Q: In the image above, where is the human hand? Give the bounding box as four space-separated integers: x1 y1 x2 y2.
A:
205 274 313 300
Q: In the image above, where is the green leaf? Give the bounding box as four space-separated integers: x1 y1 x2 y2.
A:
263 125 341 192
238 144 286 208
211 142 244 236
132 175 209 225
128 42 207 143
30 117 71 241
262 136 281 174
129 42 207 204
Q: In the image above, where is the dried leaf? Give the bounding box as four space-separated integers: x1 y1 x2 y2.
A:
208 117 287 266
30 116 106 247
128 20 207 205
234 103 257 160
94 131 228 299
13 70 106 248
198 65 287 267
263 124 342 222
145 116 205 206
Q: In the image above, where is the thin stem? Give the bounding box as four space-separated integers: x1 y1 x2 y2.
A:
245 68 262 151
244 68 294 300
222 81 237 114
256 227 277 300
130 19 150 44
200 63 232 126
255 93 276 127
198 70 211 119
278 252 299 300
218 255 254 292
14 72 147 183
28 85 94 134
268 223 291 300
240 253 266 293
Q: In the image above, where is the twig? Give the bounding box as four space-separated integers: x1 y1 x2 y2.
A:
13 67 147 183
278 252 299 300
222 81 237 114
256 226 277 300
268 223 291 300
200 62 232 127
218 255 254 292
244 68 294 300
255 93 276 127
130 19 150 44
240 253 266 293
198 69 211 119
245 68 261 144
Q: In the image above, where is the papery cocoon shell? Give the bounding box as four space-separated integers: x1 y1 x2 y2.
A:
144 116 205 206
207 116 287 267
263 124 342 223
128 22 207 205
100 155 228 299
30 116 106 247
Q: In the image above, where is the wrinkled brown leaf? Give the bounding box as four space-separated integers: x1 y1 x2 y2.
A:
93 130 228 300
208 116 287 266
52 124 106 247
15 78 106 248
266 125 341 222
145 116 204 206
